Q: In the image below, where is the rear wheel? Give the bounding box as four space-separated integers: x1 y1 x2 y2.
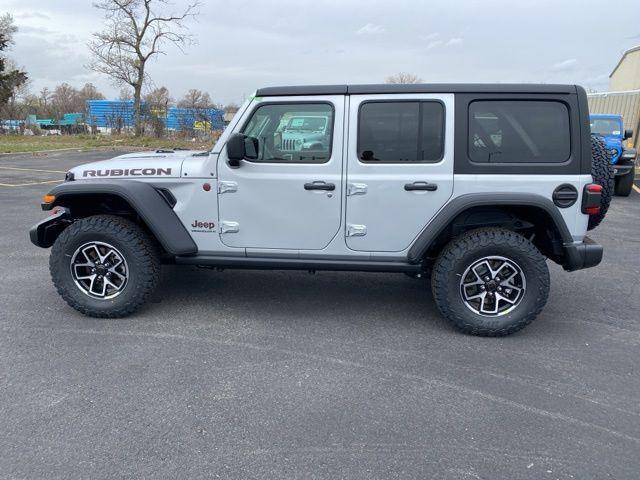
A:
614 168 634 197
431 228 550 336
50 215 160 318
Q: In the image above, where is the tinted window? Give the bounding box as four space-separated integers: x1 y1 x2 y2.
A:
358 101 444 163
242 103 333 163
468 101 570 163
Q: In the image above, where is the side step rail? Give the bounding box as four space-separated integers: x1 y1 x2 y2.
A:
174 255 422 273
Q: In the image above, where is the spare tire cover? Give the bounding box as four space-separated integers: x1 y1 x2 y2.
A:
588 135 614 231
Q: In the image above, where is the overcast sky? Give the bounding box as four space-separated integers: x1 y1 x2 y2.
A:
4 0 640 105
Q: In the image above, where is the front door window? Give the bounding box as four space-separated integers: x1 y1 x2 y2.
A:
242 103 334 163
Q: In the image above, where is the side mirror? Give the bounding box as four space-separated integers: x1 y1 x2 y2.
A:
226 133 246 168
226 133 260 168
624 129 633 140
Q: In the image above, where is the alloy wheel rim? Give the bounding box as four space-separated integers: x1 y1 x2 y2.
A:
70 241 129 299
459 256 526 316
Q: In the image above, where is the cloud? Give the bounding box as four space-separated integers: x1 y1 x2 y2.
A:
356 23 385 35
14 12 51 20
552 58 578 71
2 0 636 105
420 32 439 41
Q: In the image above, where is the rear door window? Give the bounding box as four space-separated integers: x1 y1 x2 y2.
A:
468 101 571 163
358 101 445 163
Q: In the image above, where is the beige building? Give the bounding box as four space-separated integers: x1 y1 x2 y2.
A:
609 45 640 91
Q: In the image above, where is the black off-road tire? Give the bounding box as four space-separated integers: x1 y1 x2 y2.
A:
431 228 550 337
614 168 634 197
588 135 614 230
50 215 161 318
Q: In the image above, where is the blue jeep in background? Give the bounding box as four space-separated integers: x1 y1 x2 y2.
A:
590 114 637 196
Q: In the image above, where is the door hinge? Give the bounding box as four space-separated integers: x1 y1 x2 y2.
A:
218 181 238 194
346 224 367 237
347 183 368 196
220 221 239 233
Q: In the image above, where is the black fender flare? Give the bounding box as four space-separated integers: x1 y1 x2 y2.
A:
407 193 573 263
39 180 197 255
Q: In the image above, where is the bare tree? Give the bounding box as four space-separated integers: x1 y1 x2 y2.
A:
144 85 171 110
223 103 239 113
51 83 78 118
78 83 105 102
385 73 423 84
144 86 172 137
177 88 213 109
119 87 133 100
47 82 107 118
39 87 51 111
88 0 200 136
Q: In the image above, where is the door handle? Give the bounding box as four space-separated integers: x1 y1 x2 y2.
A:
404 181 437 192
304 181 335 191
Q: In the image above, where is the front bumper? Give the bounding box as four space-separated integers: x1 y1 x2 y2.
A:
614 150 638 176
29 208 71 248
563 236 603 272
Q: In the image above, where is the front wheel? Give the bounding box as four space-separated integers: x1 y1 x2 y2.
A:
431 228 550 336
49 215 160 318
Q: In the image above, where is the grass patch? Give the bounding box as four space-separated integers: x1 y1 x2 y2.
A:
0 134 219 154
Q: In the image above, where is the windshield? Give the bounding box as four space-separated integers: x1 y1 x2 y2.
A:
590 118 622 136
285 117 327 132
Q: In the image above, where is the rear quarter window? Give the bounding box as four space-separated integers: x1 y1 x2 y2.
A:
468 100 571 164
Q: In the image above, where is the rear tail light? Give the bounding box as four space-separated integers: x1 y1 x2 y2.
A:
584 206 600 215
582 183 602 215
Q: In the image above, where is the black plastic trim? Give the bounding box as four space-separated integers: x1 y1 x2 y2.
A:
256 84 577 97
43 180 197 255
29 207 71 248
155 187 177 208
256 85 348 97
175 255 421 273
552 184 578 208
562 236 603 271
405 182 437 191
407 193 573 263
575 86 593 175
304 181 335 191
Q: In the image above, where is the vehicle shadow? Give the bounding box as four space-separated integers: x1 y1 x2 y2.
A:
153 265 447 330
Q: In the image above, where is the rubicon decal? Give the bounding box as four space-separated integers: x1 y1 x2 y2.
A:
82 168 172 177
191 220 216 233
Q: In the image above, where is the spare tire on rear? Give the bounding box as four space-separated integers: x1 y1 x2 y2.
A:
588 135 614 231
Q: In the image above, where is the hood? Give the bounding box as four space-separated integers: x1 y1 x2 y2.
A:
68 149 208 180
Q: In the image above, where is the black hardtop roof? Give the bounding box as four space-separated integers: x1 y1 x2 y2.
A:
255 83 578 97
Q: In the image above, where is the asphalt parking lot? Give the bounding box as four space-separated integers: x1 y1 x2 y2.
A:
1 149 639 479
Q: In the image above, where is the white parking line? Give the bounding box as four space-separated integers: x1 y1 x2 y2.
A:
633 184 640 194
0 180 62 187
0 166 66 173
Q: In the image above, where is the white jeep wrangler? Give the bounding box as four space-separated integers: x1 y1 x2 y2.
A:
30 84 611 336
